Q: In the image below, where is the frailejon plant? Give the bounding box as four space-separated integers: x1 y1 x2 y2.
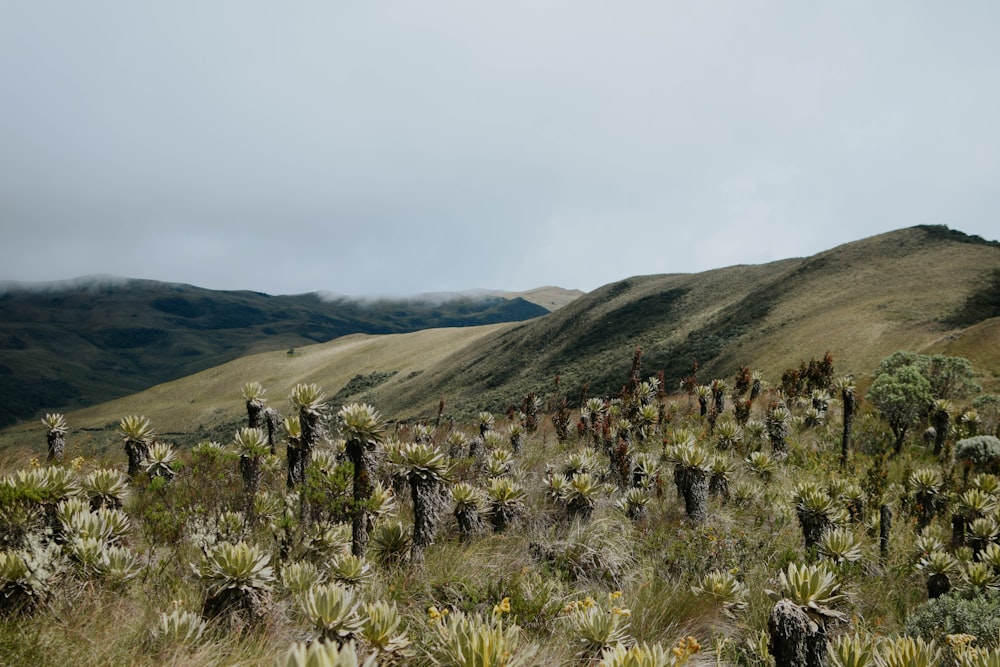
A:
766 562 848 667
194 540 275 622
671 443 711 524
424 606 535 667
328 553 372 588
485 477 526 533
298 582 364 645
84 468 129 511
42 413 68 463
916 551 960 599
817 527 863 565
338 402 386 556
597 638 701 667
361 600 411 661
564 593 631 659
368 521 411 567
233 427 270 519
396 441 449 563
143 442 177 481
875 636 941 667
280 560 325 596
241 381 267 430
828 632 876 667
290 383 327 490
793 482 845 550
615 487 652 522
283 640 375 667
150 608 208 650
120 415 155 479
909 467 944 532
692 569 748 618
451 482 485 542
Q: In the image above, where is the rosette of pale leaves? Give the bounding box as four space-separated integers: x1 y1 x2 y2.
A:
194 541 274 617
94 545 141 586
291 383 327 415
483 448 515 479
744 451 778 483
362 600 411 658
915 550 960 577
615 487 652 521
565 597 631 658
425 609 535 667
283 640 376 667
233 427 270 458
143 442 177 479
151 609 208 647
692 570 748 618
119 414 155 441
818 527 864 564
828 632 877 667
281 561 325 596
396 442 450 483
875 636 941 667
84 468 129 509
563 450 600 478
960 561 1000 595
41 413 68 434
369 522 411 566
766 562 848 626
970 473 1000 496
0 549 49 614
298 582 364 643
11 467 82 504
241 381 266 402
329 553 372 588
598 639 701 667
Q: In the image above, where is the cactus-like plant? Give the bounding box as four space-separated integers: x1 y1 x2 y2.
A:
84 468 129 511
451 482 485 542
485 477 527 533
298 582 364 644
828 632 876 667
143 442 177 481
615 487 652 522
368 521 411 566
42 413 68 463
692 570 748 618
194 540 275 621
564 595 631 658
283 640 375 667
361 600 411 659
329 553 372 588
875 636 941 667
151 608 208 648
338 403 386 556
818 527 863 564
120 415 155 478
425 608 535 666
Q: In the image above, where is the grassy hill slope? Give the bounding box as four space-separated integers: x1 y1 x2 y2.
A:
2 225 998 451
0 279 571 426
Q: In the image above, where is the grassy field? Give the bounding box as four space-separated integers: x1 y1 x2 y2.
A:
1 374 997 666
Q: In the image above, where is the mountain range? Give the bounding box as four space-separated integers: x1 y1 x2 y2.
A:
0 225 998 449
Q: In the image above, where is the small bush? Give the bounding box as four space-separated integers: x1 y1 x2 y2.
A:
955 436 1000 473
905 591 1000 649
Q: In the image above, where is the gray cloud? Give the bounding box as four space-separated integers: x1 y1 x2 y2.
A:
2 1 998 296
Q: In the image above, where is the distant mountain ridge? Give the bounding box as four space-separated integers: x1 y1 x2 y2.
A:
0 278 576 426
1 225 998 447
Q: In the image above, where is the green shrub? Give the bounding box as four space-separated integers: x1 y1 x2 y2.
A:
955 436 1000 473
905 591 1000 649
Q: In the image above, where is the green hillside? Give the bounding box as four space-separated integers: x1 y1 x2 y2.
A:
0 279 564 427
3 225 996 454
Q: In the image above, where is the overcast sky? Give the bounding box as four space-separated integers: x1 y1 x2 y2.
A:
2 2 998 297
